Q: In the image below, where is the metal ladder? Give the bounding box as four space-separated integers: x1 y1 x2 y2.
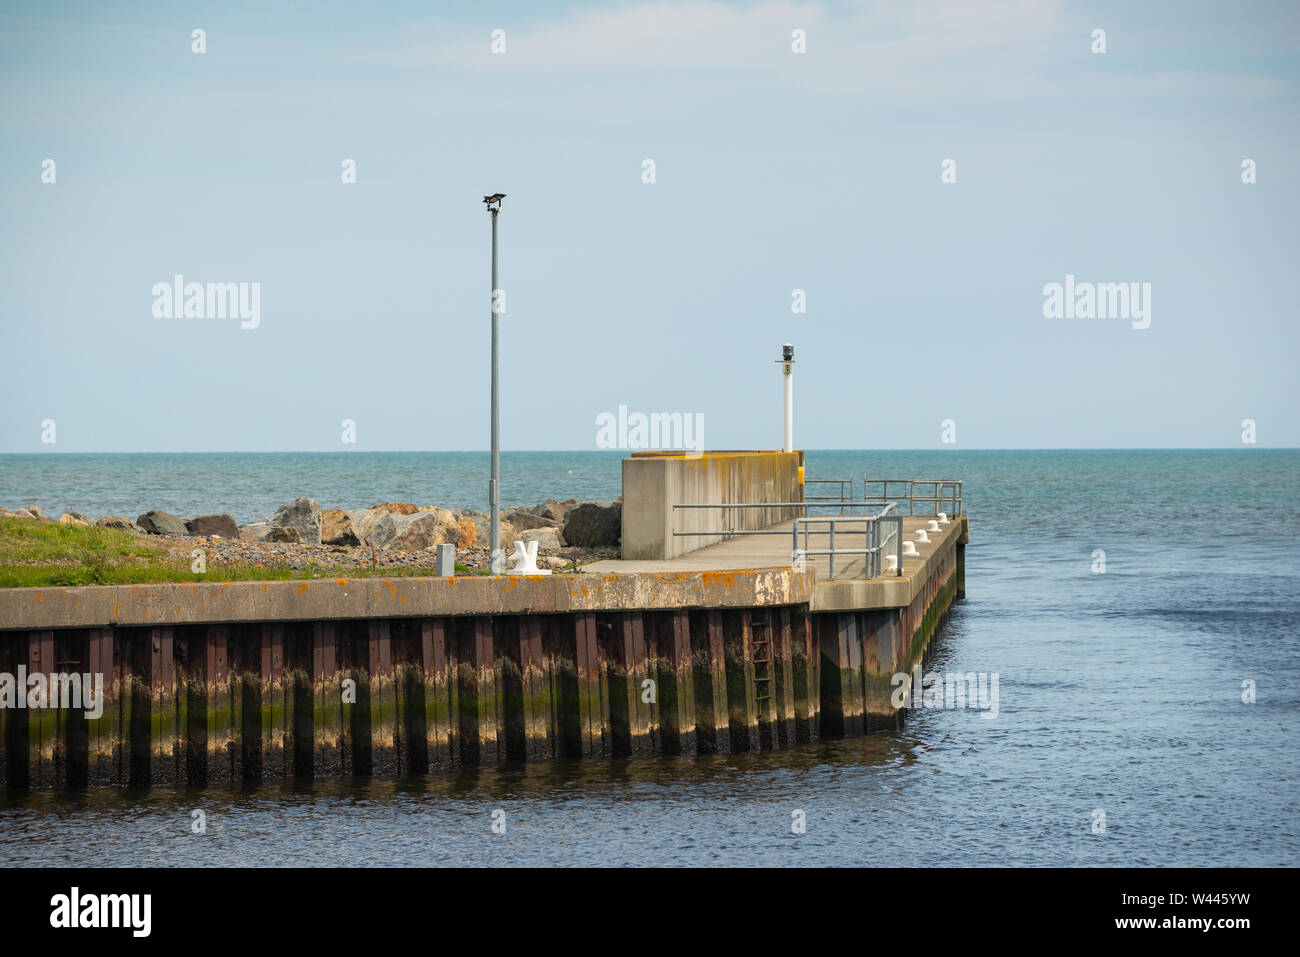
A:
752 617 773 707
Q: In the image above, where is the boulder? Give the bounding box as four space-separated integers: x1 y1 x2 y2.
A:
562 501 622 548
321 509 361 546
456 515 478 549
389 509 460 551
372 502 420 515
505 507 560 531
59 511 92 526
185 513 239 538
239 522 273 542
531 499 579 524
271 497 321 545
458 511 519 551
456 509 486 536
97 516 142 533
266 526 303 543
14 508 38 520
137 509 187 536
350 507 397 548
520 527 564 552
26 504 46 520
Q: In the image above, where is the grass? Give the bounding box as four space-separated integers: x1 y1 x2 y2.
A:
0 517 487 588
0 514 163 563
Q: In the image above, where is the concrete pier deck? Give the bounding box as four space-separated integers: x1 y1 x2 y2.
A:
588 514 969 613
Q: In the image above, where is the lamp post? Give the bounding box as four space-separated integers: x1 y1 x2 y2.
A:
778 343 794 453
484 192 506 573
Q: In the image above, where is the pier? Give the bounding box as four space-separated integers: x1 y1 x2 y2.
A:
0 451 967 790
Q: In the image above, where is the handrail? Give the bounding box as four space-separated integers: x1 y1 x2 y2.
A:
804 477 853 513
792 504 902 580
667 477 961 579
862 477 962 516
671 500 881 537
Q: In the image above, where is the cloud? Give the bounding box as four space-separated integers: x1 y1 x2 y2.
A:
350 0 1077 101
341 0 1292 106
475 0 824 70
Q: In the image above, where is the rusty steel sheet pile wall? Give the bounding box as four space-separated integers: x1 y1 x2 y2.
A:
0 605 822 790
815 538 965 736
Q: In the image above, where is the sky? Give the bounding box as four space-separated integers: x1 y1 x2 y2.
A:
1 0 1297 452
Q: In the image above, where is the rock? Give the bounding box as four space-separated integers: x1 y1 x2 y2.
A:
321 509 361 546
450 511 521 552
266 526 303 543
544 556 572 571
58 512 91 526
271 497 321 545
390 509 460 551
456 511 487 546
97 516 142 533
505 507 560 531
184 513 239 538
26 504 46 520
350 508 397 547
137 509 187 536
14 508 38 520
562 501 622 548
372 502 420 515
456 516 478 549
531 498 579 524
520 527 564 551
238 522 272 542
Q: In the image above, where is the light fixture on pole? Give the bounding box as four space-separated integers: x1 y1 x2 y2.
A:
778 343 794 453
484 192 506 573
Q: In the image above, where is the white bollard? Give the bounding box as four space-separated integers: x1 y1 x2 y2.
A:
915 529 930 543
885 554 899 572
508 539 551 575
902 541 919 556
937 512 950 525
927 520 940 532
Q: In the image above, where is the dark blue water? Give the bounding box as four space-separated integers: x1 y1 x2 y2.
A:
1 450 1297 866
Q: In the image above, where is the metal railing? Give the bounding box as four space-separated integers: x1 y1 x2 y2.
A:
804 477 853 514
792 504 903 580
669 474 962 581
671 499 880 539
861 477 962 516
